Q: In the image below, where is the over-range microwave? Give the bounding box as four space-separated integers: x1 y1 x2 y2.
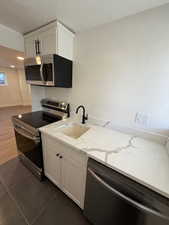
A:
24 54 72 87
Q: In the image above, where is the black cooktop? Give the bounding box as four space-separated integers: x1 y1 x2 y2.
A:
13 111 61 129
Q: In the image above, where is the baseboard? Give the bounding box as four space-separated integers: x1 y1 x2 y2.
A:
22 104 32 107
0 104 32 108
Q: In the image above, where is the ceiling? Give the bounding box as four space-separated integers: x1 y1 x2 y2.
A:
0 45 24 69
0 0 169 34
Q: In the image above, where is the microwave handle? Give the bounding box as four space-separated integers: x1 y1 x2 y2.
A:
40 62 45 84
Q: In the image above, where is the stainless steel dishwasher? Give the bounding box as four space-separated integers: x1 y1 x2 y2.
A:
84 158 169 225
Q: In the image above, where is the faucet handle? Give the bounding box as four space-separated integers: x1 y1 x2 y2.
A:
85 114 88 121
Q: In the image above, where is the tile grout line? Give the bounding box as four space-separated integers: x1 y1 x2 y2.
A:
30 187 58 225
0 177 30 225
30 200 48 225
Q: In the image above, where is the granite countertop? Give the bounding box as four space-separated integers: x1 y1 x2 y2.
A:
40 118 169 199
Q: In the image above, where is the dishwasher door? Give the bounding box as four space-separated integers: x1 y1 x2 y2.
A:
84 159 169 225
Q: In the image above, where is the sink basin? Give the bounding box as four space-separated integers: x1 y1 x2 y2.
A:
60 123 90 139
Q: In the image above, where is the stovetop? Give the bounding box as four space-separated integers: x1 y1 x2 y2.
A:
13 111 62 129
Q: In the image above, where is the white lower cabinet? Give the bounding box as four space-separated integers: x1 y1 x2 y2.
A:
41 133 87 209
61 157 86 207
45 147 61 188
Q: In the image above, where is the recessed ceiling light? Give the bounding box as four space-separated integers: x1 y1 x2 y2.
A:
17 56 24 61
10 65 15 68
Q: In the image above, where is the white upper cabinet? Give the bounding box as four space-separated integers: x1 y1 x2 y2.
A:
24 35 37 58
38 27 57 56
57 22 74 61
24 21 74 60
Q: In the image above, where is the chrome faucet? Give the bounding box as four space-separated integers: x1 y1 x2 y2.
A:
76 105 88 124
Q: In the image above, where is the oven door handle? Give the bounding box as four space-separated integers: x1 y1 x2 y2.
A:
88 168 169 221
14 126 40 144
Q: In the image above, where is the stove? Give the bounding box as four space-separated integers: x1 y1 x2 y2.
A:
12 99 70 180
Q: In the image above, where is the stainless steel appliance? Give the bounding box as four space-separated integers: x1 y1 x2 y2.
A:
12 99 70 180
24 54 72 87
84 158 169 225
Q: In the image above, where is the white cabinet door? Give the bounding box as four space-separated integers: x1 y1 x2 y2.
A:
24 35 37 58
61 156 86 209
42 135 62 188
45 147 61 188
39 28 57 55
57 22 74 60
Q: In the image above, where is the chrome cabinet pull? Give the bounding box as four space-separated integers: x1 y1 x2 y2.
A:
88 168 169 221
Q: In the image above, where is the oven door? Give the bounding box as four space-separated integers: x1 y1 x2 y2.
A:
14 125 43 170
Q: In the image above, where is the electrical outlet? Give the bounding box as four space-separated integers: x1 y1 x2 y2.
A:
134 112 149 127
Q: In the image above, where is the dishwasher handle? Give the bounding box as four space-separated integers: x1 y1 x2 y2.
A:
88 168 169 221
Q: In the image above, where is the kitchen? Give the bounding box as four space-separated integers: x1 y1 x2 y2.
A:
0 1 169 225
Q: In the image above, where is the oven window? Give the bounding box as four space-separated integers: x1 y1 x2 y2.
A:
14 130 43 169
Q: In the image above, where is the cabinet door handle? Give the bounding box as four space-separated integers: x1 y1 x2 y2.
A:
59 156 63 159
35 40 38 55
37 40 40 55
56 153 60 157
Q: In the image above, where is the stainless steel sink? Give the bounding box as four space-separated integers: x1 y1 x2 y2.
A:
60 123 90 139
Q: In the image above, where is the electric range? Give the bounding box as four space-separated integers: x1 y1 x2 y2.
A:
12 98 70 180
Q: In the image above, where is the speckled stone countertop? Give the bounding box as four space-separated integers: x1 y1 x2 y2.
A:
40 118 169 199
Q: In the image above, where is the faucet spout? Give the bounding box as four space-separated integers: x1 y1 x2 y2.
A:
76 105 88 124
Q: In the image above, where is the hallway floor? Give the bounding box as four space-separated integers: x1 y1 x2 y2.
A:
0 106 31 165
0 157 90 225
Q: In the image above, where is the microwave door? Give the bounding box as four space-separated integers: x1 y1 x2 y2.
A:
42 63 54 86
25 64 45 85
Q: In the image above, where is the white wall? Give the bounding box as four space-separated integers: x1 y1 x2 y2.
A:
31 86 45 111
0 67 32 107
0 24 24 51
17 69 32 106
0 67 23 107
32 4 169 137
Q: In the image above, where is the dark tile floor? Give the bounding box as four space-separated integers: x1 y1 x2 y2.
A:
0 157 90 225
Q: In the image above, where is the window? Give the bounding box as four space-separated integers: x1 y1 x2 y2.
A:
0 73 7 86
